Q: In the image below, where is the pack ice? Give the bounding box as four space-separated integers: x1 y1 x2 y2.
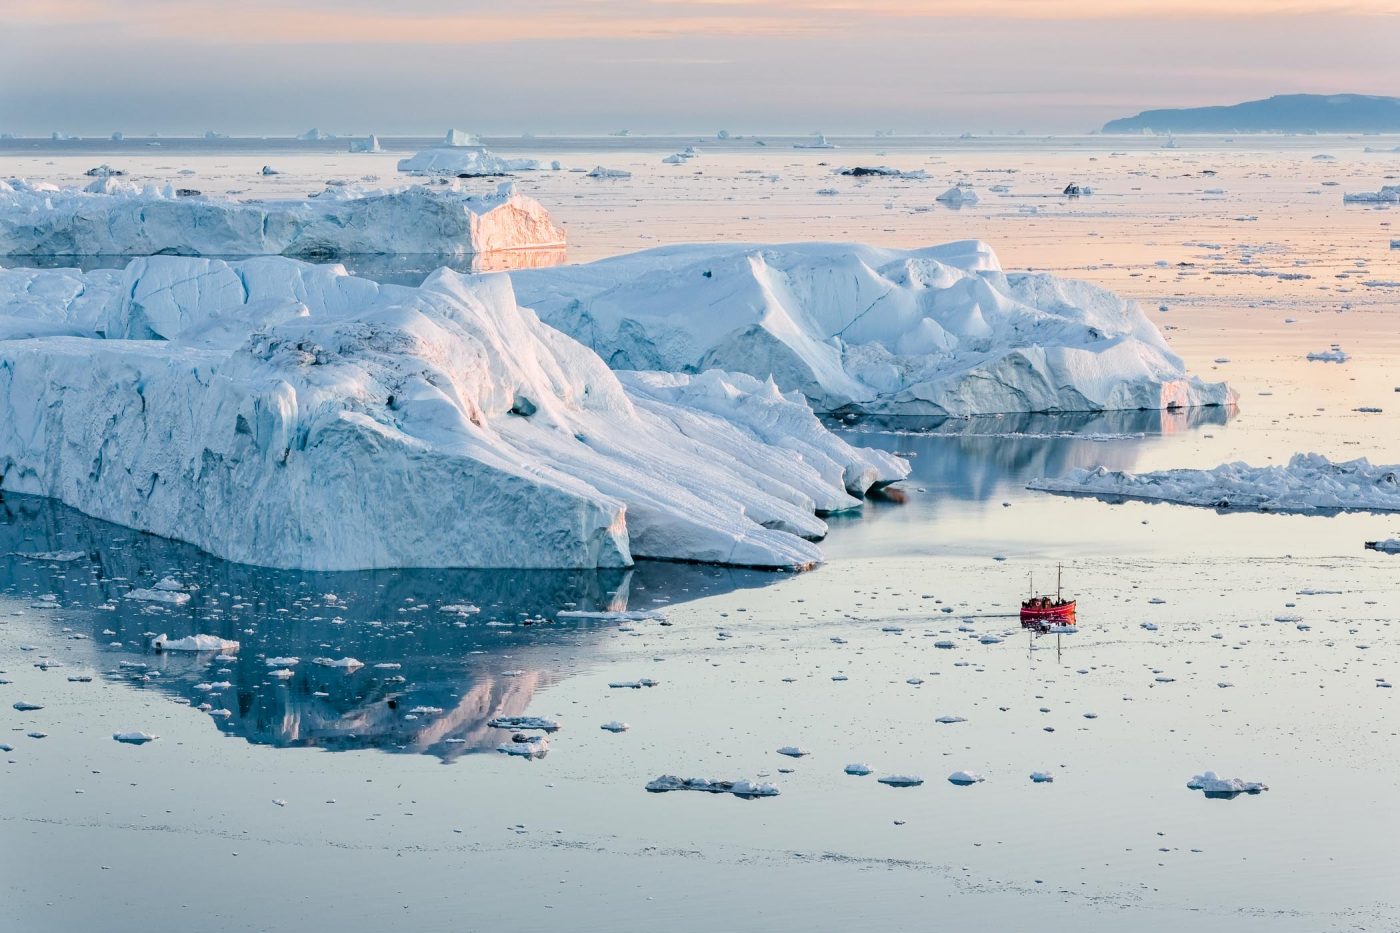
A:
0 178 564 258
1029 453 1400 512
510 241 1234 417
0 256 906 571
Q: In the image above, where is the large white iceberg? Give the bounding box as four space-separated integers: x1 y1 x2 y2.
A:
1029 453 1400 512
0 178 564 258
398 131 539 176
397 148 540 176
0 256 905 571
510 241 1235 417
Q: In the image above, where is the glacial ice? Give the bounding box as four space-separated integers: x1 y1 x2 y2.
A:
0 178 564 258
0 256 905 571
396 147 540 176
510 241 1234 417
1030 454 1400 513
151 634 240 652
1187 771 1268 795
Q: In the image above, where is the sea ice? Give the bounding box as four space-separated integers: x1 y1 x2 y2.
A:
948 770 986 785
511 241 1234 416
0 256 903 570
112 731 158 744
151 634 239 652
0 177 564 258
645 776 780 797
1030 454 1400 513
1187 771 1268 796
487 716 560 732
877 774 924 787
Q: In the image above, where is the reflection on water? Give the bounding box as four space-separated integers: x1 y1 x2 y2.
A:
0 493 775 760
838 408 1234 503
0 249 568 283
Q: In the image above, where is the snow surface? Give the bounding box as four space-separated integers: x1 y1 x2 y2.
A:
0 256 904 570
0 178 564 258
1030 454 1400 513
510 241 1234 416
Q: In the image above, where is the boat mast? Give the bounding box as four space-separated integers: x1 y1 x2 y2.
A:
1028 571 1034 599
1057 563 1062 602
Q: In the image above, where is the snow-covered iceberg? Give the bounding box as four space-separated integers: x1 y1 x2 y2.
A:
397 148 540 176
0 178 563 258
1029 453 1400 513
0 256 905 571
510 241 1235 417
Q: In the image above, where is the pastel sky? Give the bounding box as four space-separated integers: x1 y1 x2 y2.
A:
2 0 1398 135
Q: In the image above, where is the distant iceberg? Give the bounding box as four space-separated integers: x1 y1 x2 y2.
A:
1029 453 1400 513
0 177 565 258
510 241 1235 417
349 135 382 154
0 256 906 571
1343 184 1400 204
397 148 539 176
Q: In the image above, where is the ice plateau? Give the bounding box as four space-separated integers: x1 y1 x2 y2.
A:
0 178 564 258
510 241 1234 417
0 256 906 571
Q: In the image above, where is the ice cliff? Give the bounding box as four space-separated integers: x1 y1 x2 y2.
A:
509 241 1235 417
0 257 906 571
0 178 564 258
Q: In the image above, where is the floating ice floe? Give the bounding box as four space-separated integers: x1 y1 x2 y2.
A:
440 604 481 615
609 678 660 689
10 550 85 561
1343 185 1400 204
151 634 239 652
1030 453 1400 513
935 186 979 206
1306 346 1350 363
600 721 630 733
499 734 550 758
0 256 905 570
586 166 631 179
1030 771 1055 783
948 770 985 785
125 582 191 605
511 241 1233 417
1187 771 1268 796
112 731 158 744
776 745 810 758
264 657 299 666
878 774 924 787
13 701 43 711
0 177 564 258
313 657 364 670
646 776 780 797
556 609 667 622
836 166 928 179
935 715 966 724
844 763 873 775
487 716 560 732
1365 539 1400 553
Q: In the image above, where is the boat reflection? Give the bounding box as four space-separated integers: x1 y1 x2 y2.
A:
0 492 778 761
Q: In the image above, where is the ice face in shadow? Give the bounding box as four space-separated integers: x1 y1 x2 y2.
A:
509 241 1235 417
0 177 565 258
0 256 904 570
0 493 781 760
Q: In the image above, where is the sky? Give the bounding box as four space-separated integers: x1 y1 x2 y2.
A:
2 0 1398 136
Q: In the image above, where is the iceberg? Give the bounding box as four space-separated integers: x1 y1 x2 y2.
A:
1029 453 1400 513
349 135 382 154
397 148 539 176
510 241 1235 417
1342 184 1400 204
0 178 564 258
0 255 905 571
936 186 979 205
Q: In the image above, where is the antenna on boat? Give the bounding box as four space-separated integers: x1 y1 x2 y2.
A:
1057 563 1062 603
1028 571 1033 599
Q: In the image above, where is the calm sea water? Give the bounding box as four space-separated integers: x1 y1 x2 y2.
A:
2 136 1399 931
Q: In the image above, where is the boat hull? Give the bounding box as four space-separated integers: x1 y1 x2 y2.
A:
1020 602 1077 626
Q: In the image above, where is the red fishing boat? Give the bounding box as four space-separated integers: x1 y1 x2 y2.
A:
1021 564 1076 628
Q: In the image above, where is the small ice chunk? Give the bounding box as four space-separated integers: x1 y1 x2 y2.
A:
151 634 238 652
948 770 986 785
878 774 924 787
487 716 560 732
112 731 158 744
844 763 873 775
